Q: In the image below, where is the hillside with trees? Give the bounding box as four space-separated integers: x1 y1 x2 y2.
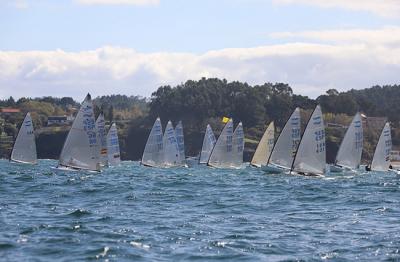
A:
0 78 399 164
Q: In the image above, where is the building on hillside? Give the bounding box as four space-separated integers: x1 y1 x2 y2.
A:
47 115 74 126
363 117 387 130
0 108 21 116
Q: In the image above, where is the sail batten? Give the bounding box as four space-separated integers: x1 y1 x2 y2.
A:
292 105 326 175
371 122 391 172
107 123 121 166
335 113 363 169
251 122 274 167
10 112 37 164
58 94 101 172
199 124 216 164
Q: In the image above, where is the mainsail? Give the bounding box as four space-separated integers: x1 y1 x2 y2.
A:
163 120 180 167
371 122 391 172
141 118 164 167
335 112 363 169
208 118 234 168
232 122 244 168
268 108 301 168
106 123 121 166
96 113 108 166
199 124 216 164
58 94 101 171
291 105 326 175
251 121 274 167
174 121 185 165
10 112 37 164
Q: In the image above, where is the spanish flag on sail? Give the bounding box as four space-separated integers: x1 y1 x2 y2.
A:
222 117 230 124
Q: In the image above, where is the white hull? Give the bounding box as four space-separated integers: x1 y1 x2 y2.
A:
53 165 100 173
289 170 325 177
261 163 290 173
329 164 358 174
10 159 37 165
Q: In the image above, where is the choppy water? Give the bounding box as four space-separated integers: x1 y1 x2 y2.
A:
0 159 400 261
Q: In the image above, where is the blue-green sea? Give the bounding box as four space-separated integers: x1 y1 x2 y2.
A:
0 159 400 261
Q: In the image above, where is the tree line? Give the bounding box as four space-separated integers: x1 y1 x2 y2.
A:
0 78 399 162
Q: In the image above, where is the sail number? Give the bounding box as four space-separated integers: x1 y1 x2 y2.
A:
315 129 325 153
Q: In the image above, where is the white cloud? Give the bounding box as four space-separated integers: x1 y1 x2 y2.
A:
273 0 400 18
76 0 159 6
270 26 400 46
1 28 400 100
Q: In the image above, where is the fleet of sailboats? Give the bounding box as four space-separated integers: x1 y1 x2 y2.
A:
7 94 396 176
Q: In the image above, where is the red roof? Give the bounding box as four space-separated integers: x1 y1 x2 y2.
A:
0 108 21 113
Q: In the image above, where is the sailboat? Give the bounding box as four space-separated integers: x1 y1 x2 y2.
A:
207 119 244 169
207 118 234 168
163 120 180 167
106 123 121 166
57 94 101 172
262 108 301 173
96 113 108 167
174 121 186 165
367 122 391 172
231 122 245 168
330 113 363 173
199 124 216 164
10 112 37 164
290 105 326 176
251 121 274 167
141 118 164 167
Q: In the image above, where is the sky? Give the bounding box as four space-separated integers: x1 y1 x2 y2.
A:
1 0 400 100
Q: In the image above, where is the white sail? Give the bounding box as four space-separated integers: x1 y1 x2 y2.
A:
10 112 37 164
232 122 244 168
58 94 101 171
251 121 274 167
174 121 185 165
141 118 164 167
335 113 363 169
208 119 234 168
269 108 301 168
199 124 216 164
292 105 326 175
371 122 391 172
96 113 108 166
106 123 121 166
163 120 180 167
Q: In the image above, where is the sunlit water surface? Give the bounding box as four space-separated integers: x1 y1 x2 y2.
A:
0 159 399 261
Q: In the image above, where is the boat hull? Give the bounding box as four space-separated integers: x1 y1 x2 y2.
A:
261 163 290 174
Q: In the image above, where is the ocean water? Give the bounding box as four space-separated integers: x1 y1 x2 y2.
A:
0 159 400 261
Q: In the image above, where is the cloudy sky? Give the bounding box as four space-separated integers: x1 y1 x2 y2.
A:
1 0 400 99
